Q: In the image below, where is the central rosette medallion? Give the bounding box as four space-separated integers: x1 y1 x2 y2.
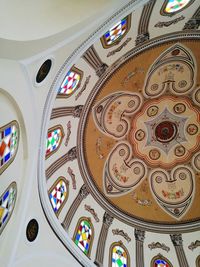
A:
130 96 199 169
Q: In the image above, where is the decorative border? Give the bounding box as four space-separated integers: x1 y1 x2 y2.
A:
150 254 173 267
0 182 17 235
46 147 77 180
45 125 65 159
109 241 130 267
100 14 132 49
72 216 94 258
57 66 83 98
136 0 156 45
160 0 195 17
48 177 69 217
0 120 20 175
78 34 200 234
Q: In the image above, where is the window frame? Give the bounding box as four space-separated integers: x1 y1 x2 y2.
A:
109 241 130 267
160 0 195 16
48 177 69 216
151 254 173 267
0 120 19 175
100 14 131 49
73 216 94 257
0 182 17 235
57 66 83 98
45 125 64 159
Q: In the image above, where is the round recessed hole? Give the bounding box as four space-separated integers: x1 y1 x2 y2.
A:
26 219 39 242
36 59 52 83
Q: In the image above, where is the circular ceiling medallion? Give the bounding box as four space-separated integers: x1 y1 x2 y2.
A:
36 59 52 83
26 219 39 242
78 41 200 230
155 121 177 143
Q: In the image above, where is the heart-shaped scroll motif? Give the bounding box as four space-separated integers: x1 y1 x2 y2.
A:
144 44 195 98
92 92 142 139
150 166 195 219
103 142 147 196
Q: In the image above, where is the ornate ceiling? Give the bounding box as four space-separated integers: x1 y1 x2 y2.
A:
35 0 200 266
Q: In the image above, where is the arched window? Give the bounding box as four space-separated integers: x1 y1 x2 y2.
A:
161 0 194 16
48 177 69 216
0 182 17 235
57 66 83 98
110 241 130 267
73 217 94 256
151 254 173 267
101 15 131 48
46 125 64 158
0 121 19 174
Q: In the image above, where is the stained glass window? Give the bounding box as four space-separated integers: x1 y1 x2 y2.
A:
110 242 129 267
101 15 131 48
0 121 19 174
58 66 83 97
46 125 64 158
161 0 193 15
151 255 173 267
49 177 69 216
74 217 93 256
0 182 17 235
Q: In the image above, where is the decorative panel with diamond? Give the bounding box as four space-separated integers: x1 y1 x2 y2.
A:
57 66 83 97
73 217 93 256
0 182 17 235
101 15 131 48
46 125 64 158
0 121 19 174
49 177 69 216
110 242 129 267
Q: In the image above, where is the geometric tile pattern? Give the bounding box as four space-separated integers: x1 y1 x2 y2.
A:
165 0 191 13
49 178 68 214
46 126 64 158
0 182 17 234
112 245 128 267
58 66 83 97
0 122 19 173
154 259 170 267
74 219 92 255
104 17 128 46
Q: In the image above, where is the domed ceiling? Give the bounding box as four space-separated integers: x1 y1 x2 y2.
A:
81 41 200 225
38 0 200 266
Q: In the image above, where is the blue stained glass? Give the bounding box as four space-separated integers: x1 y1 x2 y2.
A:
5 127 11 136
5 153 10 162
0 183 17 234
3 213 8 223
121 20 126 25
3 191 9 201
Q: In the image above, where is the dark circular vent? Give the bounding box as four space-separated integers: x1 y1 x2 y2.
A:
36 59 52 83
26 219 39 242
